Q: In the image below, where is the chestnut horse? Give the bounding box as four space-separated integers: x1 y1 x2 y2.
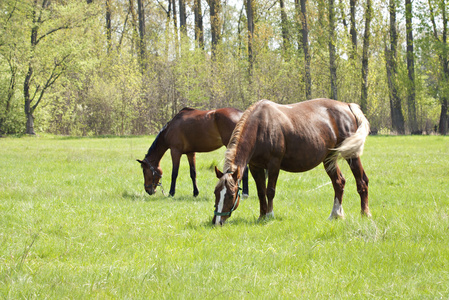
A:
138 107 249 197
213 99 371 225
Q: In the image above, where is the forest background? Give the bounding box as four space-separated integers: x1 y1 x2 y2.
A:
0 0 448 136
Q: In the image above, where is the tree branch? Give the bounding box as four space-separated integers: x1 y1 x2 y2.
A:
35 25 71 45
32 54 70 112
427 0 440 42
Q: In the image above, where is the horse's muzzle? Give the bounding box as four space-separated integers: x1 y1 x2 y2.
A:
212 216 226 226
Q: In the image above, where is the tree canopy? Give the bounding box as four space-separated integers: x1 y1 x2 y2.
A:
0 0 447 135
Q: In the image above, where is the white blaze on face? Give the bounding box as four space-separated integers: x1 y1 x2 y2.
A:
215 186 227 225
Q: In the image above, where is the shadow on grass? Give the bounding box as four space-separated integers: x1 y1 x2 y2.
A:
121 189 214 203
194 214 283 229
121 190 163 202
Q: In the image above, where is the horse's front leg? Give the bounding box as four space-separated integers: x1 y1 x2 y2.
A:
249 165 268 220
169 149 182 197
242 166 249 198
347 157 371 217
187 152 199 197
265 166 280 219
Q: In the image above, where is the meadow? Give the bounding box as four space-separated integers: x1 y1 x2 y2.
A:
0 134 448 299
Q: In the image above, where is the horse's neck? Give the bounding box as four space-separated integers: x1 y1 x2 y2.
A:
146 134 168 166
226 127 255 179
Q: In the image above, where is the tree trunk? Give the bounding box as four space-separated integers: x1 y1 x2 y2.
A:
24 2 39 135
129 0 139 53
439 98 448 135
106 0 112 54
438 0 448 134
179 0 187 34
194 0 204 49
350 0 357 59
298 0 311 99
280 0 289 52
209 0 221 57
386 0 405 134
360 0 371 113
172 0 180 57
137 0 146 71
405 0 418 133
328 0 338 100
246 0 254 74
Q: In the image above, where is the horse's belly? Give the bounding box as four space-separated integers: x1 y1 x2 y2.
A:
280 160 322 173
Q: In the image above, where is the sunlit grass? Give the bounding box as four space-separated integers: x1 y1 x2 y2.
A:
1 135 448 298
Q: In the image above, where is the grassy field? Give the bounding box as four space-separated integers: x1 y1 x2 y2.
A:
1 134 448 299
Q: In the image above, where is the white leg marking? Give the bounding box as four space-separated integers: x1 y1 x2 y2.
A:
215 187 226 225
266 211 275 219
328 197 345 220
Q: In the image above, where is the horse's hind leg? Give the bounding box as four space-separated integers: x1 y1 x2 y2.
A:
187 152 199 197
324 160 346 219
347 157 371 217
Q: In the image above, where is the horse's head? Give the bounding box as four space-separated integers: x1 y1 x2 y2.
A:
137 158 163 195
212 166 242 226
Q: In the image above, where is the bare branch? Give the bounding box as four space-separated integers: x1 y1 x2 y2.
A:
427 0 440 42
35 25 71 45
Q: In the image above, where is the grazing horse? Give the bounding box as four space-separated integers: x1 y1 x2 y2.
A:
138 107 249 197
213 98 371 226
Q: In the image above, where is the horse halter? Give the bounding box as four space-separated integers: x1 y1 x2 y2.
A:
143 158 165 194
214 172 242 217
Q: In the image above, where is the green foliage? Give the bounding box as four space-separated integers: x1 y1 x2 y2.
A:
1 135 448 297
0 0 446 135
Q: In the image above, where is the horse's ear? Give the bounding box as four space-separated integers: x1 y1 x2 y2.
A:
136 159 143 164
215 166 223 178
232 166 241 182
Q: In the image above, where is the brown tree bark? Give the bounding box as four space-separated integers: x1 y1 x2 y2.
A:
429 0 448 134
194 0 204 49
137 0 146 71
360 0 371 113
280 0 289 52
246 0 254 74
106 0 112 54
179 0 187 34
208 0 222 57
405 0 418 133
298 0 311 99
386 0 405 134
349 0 357 59
328 0 338 100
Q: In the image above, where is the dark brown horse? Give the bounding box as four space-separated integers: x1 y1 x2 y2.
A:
138 107 249 197
213 98 371 225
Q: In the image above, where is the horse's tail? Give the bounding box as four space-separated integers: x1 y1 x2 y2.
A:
333 103 370 160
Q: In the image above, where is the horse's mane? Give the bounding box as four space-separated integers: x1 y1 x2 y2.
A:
223 100 263 172
146 122 168 157
146 107 195 157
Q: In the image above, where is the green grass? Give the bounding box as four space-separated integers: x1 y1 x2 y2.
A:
1 135 448 299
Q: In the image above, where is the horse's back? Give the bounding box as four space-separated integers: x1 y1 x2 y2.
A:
247 99 361 172
166 107 242 153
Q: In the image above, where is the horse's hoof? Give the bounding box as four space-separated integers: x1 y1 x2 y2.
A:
242 193 249 199
361 210 372 217
266 211 275 219
258 211 275 222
